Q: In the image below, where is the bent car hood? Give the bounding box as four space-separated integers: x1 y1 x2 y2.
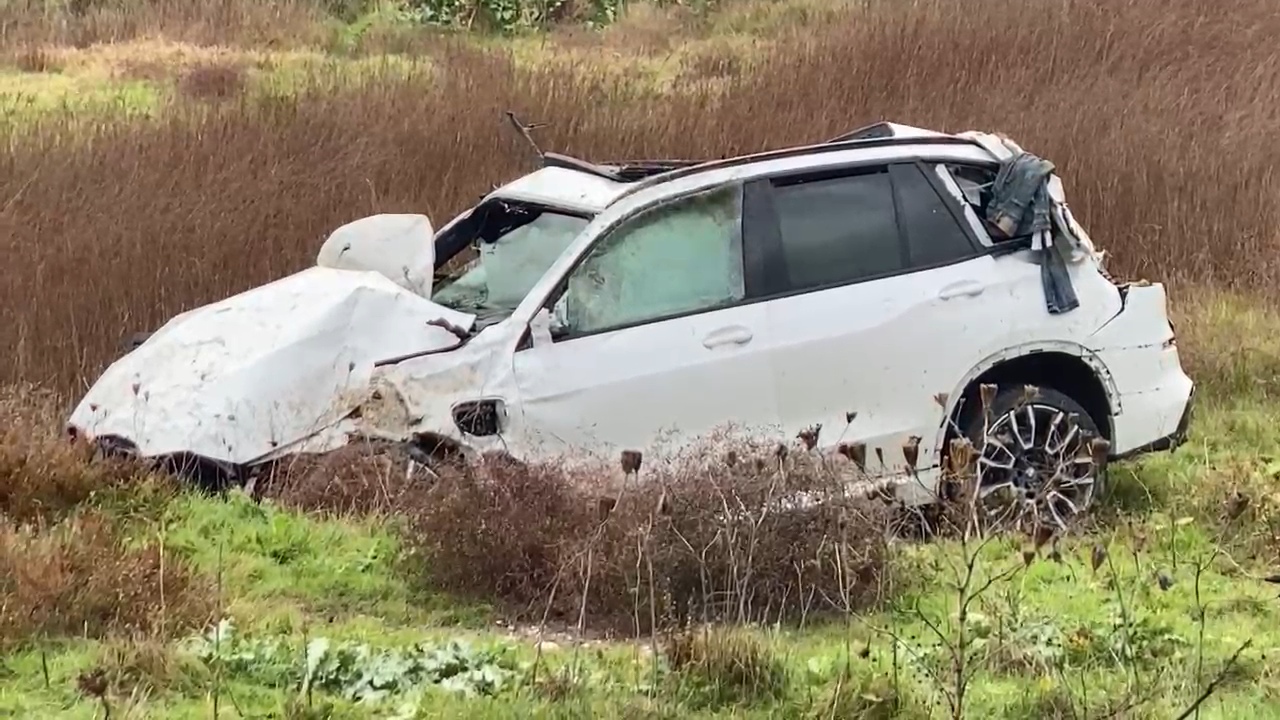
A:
68 266 476 465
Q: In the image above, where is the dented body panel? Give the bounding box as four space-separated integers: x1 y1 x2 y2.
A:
69 123 1195 509
1085 283 1195 455
69 267 475 465
486 166 631 214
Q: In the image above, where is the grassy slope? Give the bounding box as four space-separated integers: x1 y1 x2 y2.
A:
0 0 845 123
4 3 1280 719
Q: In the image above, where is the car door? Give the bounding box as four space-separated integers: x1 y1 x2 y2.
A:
755 161 1023 486
507 182 782 463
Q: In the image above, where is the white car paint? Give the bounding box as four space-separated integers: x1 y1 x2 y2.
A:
68 123 1195 510
760 249 1120 497
488 165 634 214
316 214 436 296
508 300 781 461
68 264 475 465
1084 283 1194 453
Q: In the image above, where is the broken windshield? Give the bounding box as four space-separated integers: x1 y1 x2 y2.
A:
430 201 591 326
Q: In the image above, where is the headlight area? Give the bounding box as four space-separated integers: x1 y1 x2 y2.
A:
344 382 507 472
347 373 501 444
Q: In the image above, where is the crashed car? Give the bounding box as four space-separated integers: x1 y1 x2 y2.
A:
68 122 1195 527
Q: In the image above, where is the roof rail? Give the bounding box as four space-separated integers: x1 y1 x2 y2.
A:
602 159 707 181
826 121 959 145
612 133 982 203
540 123 952 186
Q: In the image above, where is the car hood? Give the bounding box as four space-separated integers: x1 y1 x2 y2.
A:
67 266 477 466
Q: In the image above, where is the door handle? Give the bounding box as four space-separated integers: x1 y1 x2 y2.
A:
702 325 753 349
938 280 986 300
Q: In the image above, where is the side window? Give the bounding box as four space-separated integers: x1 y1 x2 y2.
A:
889 163 980 266
770 168 902 291
945 163 996 209
559 184 745 336
936 163 1004 245
768 163 984 294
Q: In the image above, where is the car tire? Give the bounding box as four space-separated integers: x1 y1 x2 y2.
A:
958 384 1108 533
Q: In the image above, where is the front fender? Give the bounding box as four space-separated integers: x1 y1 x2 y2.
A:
353 326 522 457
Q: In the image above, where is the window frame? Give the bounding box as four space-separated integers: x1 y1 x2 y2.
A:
429 205 595 305
751 159 992 300
530 181 770 344
932 160 1040 257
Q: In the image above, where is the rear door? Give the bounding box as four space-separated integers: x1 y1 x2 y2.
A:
507 182 783 462
753 161 1021 485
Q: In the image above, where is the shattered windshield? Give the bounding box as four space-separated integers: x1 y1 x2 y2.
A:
430 202 590 326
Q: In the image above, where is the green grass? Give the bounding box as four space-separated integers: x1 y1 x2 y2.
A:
0 74 161 124
0 47 434 129
0 0 838 128
3 389 1279 717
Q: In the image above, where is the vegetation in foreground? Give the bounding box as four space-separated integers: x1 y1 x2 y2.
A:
3 0 1280 717
5 336 1280 718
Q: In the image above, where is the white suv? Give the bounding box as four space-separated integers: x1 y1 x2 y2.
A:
69 122 1195 525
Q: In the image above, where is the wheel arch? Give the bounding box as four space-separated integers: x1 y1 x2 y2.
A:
934 342 1120 458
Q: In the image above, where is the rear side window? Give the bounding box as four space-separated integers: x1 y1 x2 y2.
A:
767 162 979 294
771 169 902 291
890 163 979 267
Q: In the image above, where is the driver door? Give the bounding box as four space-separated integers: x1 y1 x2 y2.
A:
507 183 782 463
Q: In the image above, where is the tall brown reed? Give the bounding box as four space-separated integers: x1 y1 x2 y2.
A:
2 0 1278 392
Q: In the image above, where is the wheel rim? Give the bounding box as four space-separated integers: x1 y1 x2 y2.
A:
975 402 1100 532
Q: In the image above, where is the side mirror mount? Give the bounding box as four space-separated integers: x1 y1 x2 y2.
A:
529 296 571 349
316 214 435 297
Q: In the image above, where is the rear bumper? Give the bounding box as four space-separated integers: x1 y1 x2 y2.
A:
1112 382 1195 462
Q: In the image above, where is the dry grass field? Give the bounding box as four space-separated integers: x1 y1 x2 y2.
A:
4 0 1280 717
3 0 1280 389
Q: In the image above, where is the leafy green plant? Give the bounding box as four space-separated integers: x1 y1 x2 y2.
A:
406 0 572 31
896 602 1190 682
186 619 521 706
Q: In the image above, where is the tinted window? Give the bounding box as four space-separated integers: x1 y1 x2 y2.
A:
890 163 978 266
561 184 746 335
771 169 902 291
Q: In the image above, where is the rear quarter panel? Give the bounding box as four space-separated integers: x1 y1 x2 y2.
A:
1085 283 1194 453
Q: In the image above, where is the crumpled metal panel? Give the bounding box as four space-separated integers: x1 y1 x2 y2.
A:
67 266 476 466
